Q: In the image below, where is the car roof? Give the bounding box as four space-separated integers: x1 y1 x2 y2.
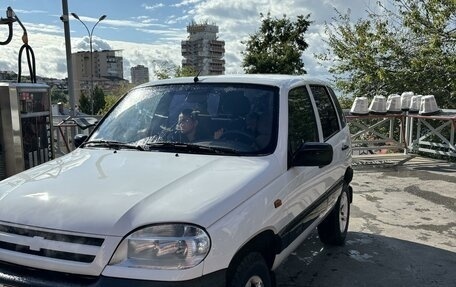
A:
135 74 331 90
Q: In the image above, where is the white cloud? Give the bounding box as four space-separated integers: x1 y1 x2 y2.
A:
0 0 378 83
0 31 181 81
22 22 62 35
166 15 191 25
73 36 112 51
108 39 181 80
142 3 165 10
172 0 205 8
12 9 47 14
76 17 167 29
0 33 69 79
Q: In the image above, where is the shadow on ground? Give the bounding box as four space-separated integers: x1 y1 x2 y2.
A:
275 230 456 287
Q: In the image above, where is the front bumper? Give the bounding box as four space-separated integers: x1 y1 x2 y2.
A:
0 260 226 287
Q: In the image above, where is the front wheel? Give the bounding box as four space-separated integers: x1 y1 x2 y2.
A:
318 185 350 245
229 252 272 287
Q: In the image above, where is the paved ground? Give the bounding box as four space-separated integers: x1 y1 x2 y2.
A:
275 155 456 287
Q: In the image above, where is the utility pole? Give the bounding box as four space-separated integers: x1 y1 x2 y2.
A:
71 13 106 115
61 0 75 118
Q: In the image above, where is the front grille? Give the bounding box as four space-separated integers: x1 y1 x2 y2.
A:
0 223 105 264
0 260 99 287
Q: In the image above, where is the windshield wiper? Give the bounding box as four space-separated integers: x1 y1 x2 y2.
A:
81 140 144 151
144 142 239 155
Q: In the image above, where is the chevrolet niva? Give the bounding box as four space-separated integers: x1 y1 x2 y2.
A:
0 74 353 287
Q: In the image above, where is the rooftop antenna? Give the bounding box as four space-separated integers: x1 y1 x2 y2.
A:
193 70 202 83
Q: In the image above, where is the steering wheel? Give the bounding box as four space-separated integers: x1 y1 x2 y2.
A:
220 130 258 148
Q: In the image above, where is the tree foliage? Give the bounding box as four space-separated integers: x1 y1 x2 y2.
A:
50 86 67 104
155 69 172 80
154 65 197 79
318 0 456 108
78 86 106 115
98 82 135 115
176 66 197 77
242 13 312 74
93 86 106 115
98 94 121 115
78 92 90 114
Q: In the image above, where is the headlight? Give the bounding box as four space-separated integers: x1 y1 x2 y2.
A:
109 224 210 270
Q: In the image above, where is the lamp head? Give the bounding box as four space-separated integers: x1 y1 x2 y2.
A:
70 13 80 20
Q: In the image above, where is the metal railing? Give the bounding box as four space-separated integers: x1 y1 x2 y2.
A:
405 110 456 158
346 113 406 156
346 109 456 159
53 115 101 156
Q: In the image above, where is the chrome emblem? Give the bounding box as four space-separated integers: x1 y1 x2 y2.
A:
28 236 45 251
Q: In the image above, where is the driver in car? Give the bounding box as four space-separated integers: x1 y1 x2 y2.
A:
167 108 200 142
169 108 223 143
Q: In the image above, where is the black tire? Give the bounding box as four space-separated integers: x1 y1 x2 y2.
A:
229 252 272 287
317 185 350 245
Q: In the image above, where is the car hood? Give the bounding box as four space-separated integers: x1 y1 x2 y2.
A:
0 148 280 236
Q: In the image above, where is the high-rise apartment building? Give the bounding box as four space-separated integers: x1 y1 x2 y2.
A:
181 22 225 76
72 50 125 104
131 65 149 85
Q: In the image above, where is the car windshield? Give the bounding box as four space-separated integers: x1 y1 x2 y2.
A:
89 83 279 155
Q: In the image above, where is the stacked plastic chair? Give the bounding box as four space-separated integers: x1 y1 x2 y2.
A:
350 97 369 115
349 92 440 116
409 95 422 113
386 94 402 113
419 95 440 115
400 91 414 111
369 95 387 114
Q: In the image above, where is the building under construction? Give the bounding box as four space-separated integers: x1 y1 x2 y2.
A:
181 22 225 76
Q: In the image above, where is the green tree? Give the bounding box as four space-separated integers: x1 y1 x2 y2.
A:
98 95 120 115
98 82 134 115
154 65 197 79
318 0 456 108
50 86 68 104
78 92 91 114
176 66 197 77
93 86 106 115
155 70 171 80
242 12 312 74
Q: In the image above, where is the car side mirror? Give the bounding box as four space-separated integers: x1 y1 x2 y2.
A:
292 142 333 167
74 134 88 148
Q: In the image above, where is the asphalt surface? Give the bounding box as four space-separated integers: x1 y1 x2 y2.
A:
275 155 456 287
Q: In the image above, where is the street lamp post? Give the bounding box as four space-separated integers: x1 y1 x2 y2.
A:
71 13 106 115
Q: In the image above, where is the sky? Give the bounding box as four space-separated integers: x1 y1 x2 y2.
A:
0 0 383 82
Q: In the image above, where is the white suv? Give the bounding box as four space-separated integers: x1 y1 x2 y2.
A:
0 75 353 287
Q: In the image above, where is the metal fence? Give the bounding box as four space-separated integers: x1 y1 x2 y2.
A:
405 110 456 158
53 115 102 156
346 109 456 159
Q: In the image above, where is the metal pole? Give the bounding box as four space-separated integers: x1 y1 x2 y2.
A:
89 16 106 115
61 0 75 117
89 34 94 114
71 14 106 115
61 0 77 146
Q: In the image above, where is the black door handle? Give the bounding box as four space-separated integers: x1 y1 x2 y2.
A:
342 144 350 151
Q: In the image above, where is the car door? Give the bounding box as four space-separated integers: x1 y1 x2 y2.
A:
276 85 328 250
309 85 349 180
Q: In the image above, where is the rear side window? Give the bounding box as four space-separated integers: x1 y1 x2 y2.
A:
309 85 340 141
288 86 318 156
327 87 346 128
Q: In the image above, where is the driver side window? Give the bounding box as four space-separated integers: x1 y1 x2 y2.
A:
288 86 319 158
